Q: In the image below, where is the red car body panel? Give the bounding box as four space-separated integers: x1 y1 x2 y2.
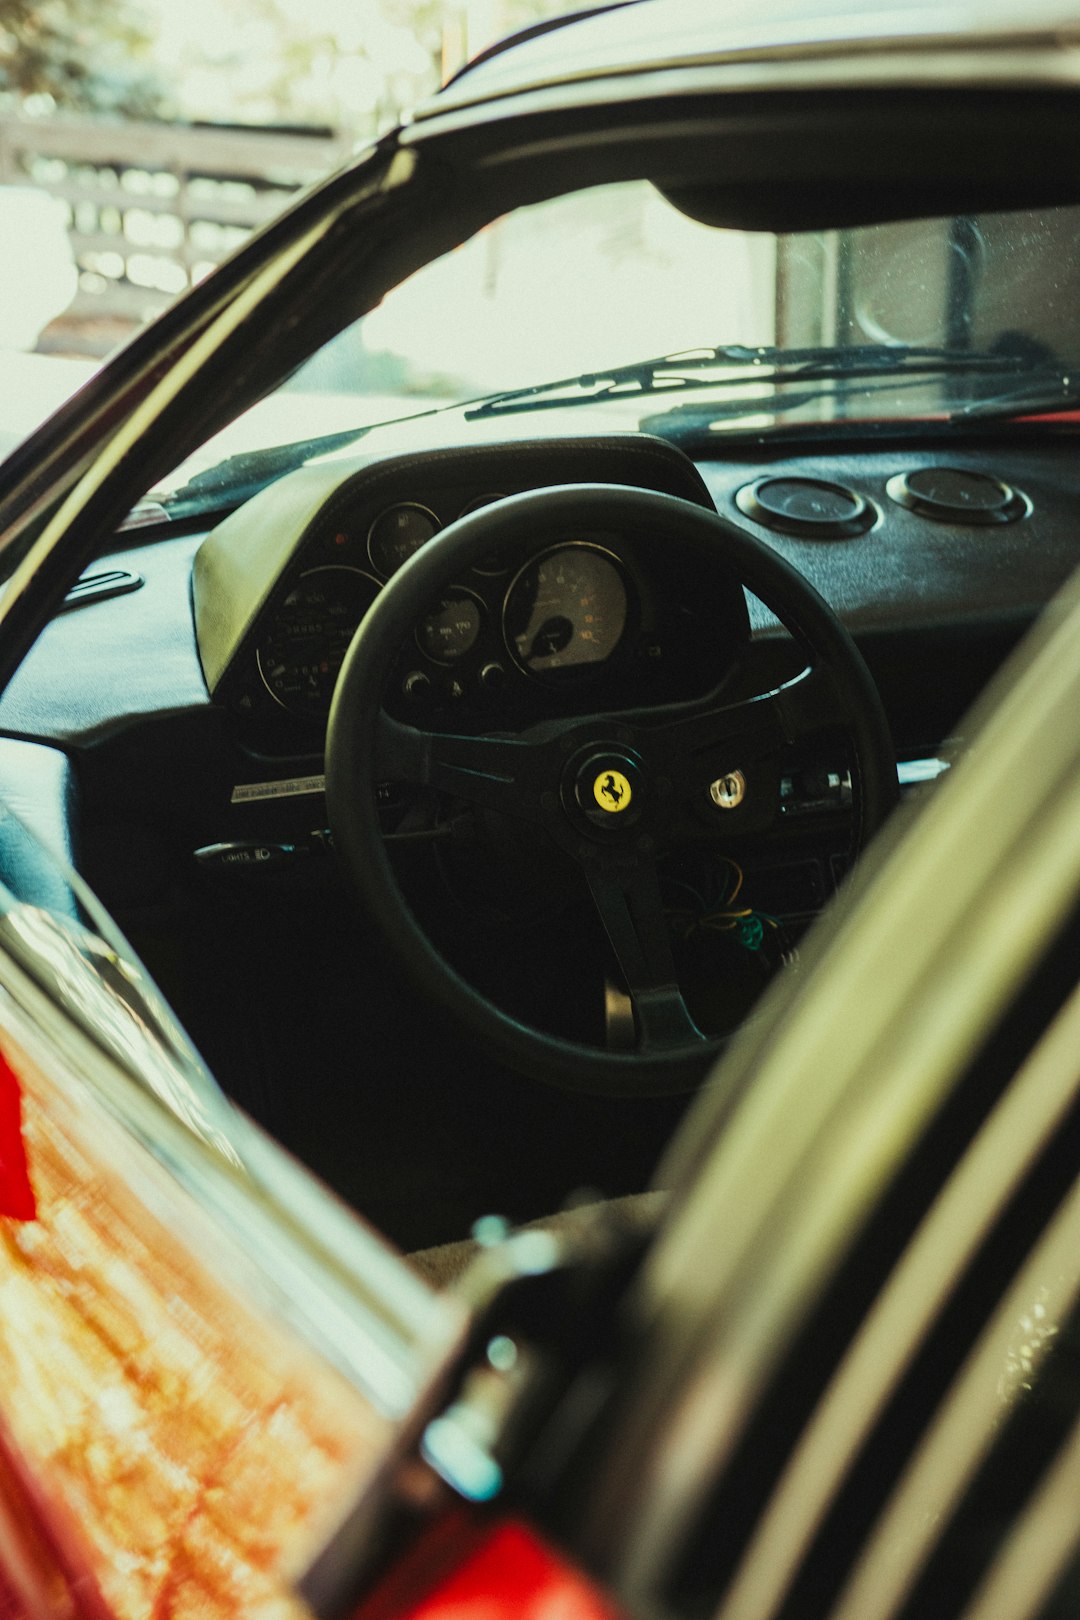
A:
352 1515 625 1620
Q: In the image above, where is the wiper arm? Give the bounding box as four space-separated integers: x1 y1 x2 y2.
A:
157 425 374 515
463 342 1046 419
152 391 472 519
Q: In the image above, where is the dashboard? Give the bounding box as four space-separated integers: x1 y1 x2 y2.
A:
257 538 638 712
176 425 1080 824
192 435 750 756
5 424 1076 767
1 421 1079 1236
1 423 1079 931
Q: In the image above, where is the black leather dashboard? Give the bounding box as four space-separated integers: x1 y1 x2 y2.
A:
1 430 1077 771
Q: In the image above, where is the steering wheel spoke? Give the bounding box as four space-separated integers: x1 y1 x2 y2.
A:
582 856 706 1054
765 662 853 738
375 711 553 820
645 664 845 760
623 665 852 836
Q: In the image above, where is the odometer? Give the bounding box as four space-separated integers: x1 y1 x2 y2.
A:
257 567 379 716
504 545 629 675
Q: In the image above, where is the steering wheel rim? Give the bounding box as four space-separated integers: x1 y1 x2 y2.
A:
326 484 897 1097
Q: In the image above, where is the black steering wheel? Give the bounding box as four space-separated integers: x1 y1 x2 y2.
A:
325 485 897 1096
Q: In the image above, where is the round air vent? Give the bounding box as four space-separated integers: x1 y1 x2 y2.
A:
735 476 876 538
886 466 1029 524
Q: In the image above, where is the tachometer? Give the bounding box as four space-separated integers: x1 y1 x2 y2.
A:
257 566 379 716
504 544 629 675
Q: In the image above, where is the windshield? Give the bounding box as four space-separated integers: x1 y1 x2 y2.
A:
147 182 1080 508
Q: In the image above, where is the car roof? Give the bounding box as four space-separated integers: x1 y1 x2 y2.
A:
421 0 1080 118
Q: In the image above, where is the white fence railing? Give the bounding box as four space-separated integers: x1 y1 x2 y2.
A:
0 116 355 350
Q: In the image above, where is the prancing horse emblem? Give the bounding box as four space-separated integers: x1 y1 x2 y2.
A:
593 769 632 813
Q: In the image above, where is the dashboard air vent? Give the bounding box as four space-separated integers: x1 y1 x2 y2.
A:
886 466 1029 524
735 476 875 538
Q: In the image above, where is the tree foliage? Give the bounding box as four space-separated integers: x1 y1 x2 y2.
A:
0 0 163 115
0 0 585 127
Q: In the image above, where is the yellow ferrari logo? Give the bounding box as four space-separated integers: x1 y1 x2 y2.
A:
593 769 632 813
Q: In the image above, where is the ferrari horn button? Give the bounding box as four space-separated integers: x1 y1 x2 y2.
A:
572 752 644 829
593 769 632 813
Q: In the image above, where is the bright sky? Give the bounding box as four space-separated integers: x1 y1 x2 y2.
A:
139 0 435 123
134 0 548 126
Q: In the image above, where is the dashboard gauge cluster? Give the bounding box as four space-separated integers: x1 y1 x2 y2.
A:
384 527 643 719
254 492 507 720
206 438 749 744
253 491 650 723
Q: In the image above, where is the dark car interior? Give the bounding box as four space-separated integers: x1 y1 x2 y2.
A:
6 11 1080 1618
1 403 1075 1252
1 45 1080 1258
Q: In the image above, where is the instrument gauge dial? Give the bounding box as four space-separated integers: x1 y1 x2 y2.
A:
257 566 379 716
504 544 629 676
416 592 484 664
368 503 439 578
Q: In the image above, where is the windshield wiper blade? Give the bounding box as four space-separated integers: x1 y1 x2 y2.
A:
158 425 372 513
949 376 1080 420
645 370 975 432
462 342 1047 419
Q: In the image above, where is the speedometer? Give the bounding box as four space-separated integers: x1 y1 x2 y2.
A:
257 566 379 716
504 544 629 676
